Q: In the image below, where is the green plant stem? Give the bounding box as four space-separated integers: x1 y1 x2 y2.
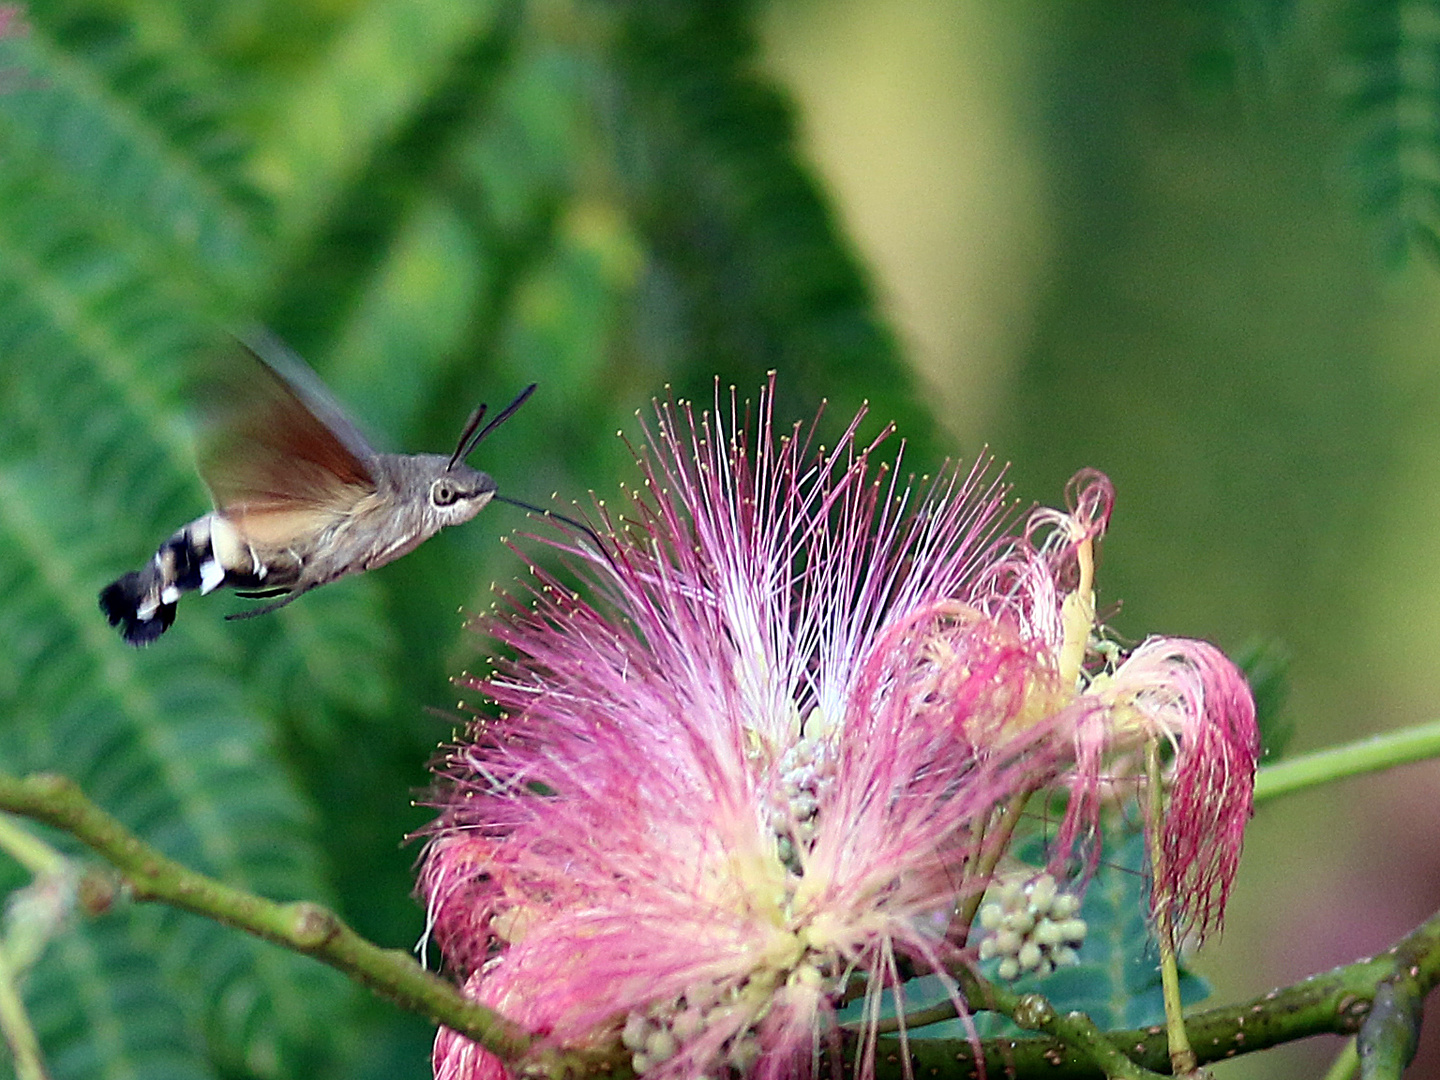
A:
0 773 538 1067
1144 739 1195 1076
0 811 66 1080
0 817 64 881
953 972 1166 1080
1357 977 1425 1079
1322 1038 1359 1080
1254 718 1440 804
946 785 1035 947
886 905 1440 1079
0 815 64 878
0 946 48 1080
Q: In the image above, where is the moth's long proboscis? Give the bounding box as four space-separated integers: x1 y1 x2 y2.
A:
491 495 618 572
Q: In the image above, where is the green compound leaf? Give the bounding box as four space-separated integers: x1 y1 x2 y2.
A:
0 7 268 297
0 165 375 1070
601 1 937 462
1336 0 1440 265
22 915 217 1080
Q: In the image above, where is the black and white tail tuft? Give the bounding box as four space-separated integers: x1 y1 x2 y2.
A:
99 571 178 645
99 516 228 645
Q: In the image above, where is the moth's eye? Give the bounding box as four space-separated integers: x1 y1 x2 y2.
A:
432 480 459 507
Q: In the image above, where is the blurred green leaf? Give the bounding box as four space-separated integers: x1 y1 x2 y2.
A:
1235 636 1293 762
603 1 935 458
1337 0 1440 264
24 916 217 1080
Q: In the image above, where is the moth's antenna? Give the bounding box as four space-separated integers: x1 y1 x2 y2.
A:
461 383 537 463
447 404 490 471
492 494 617 571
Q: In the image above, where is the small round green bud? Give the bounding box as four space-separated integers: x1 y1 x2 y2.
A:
1051 893 1081 919
1053 946 1081 967
1012 993 1055 1030
1027 874 1057 912
1032 918 1063 948
645 1029 677 1063
1018 940 1043 971
622 1013 650 1051
1004 909 1036 934
727 1036 761 1072
997 881 1024 908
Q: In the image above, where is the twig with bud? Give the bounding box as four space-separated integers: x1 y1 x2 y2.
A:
904 905 1440 1079
4 769 1440 1079
0 772 542 1071
954 971 1168 1080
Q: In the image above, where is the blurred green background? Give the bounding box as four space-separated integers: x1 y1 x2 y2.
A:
1 0 1437 1077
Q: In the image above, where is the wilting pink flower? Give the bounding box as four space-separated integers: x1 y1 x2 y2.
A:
982 472 1260 941
420 381 1258 1080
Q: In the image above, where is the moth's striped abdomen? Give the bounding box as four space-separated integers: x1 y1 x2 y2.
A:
99 515 241 645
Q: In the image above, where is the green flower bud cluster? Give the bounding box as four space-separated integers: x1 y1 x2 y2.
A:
977 873 1087 981
622 987 761 1077
770 730 836 872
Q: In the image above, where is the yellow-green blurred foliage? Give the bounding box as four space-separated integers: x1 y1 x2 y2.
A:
768 2 1440 1076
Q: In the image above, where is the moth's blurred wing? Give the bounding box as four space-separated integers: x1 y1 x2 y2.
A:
197 333 378 521
239 329 379 465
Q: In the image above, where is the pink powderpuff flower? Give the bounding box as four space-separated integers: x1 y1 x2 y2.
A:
419 381 1258 1080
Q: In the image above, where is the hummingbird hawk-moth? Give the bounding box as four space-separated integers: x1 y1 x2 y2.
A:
100 332 535 645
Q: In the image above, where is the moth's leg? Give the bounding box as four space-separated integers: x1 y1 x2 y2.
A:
225 585 315 620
